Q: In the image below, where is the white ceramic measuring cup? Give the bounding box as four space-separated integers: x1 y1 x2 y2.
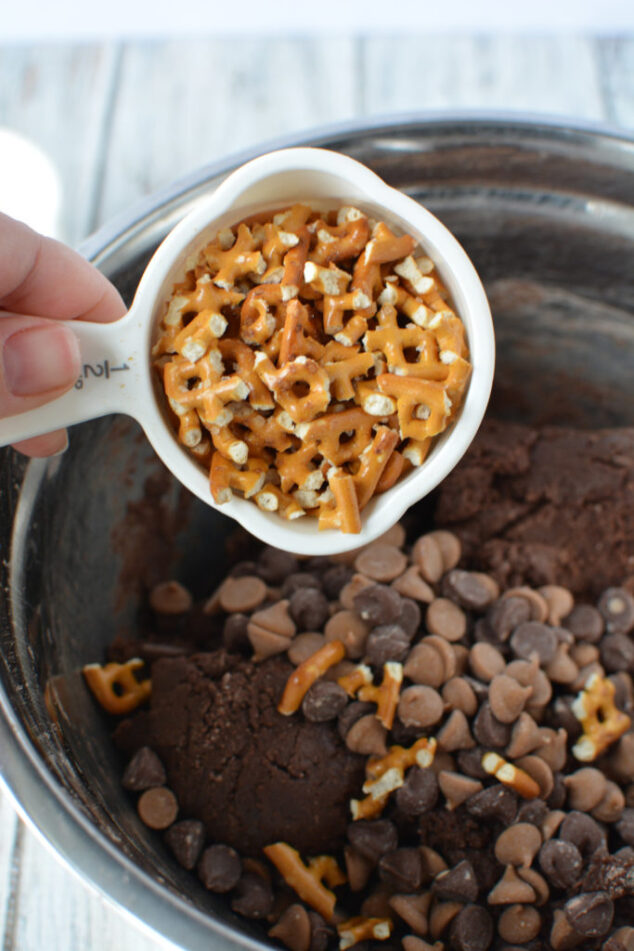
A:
1 147 495 556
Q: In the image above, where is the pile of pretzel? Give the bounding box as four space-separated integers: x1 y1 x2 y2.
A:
153 204 471 532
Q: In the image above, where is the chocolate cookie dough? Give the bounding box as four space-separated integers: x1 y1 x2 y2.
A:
115 651 365 856
434 421 634 598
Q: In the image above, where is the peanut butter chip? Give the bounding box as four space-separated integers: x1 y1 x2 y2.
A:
564 767 608 811
591 779 625 822
412 534 444 584
397 685 444 729
426 598 467 642
442 677 478 716
250 599 296 638
538 585 574 627
404 643 445 688
219 575 268 613
469 642 506 682
427 530 462 572
438 771 483 809
149 580 193 615
488 866 537 905
391 566 435 603
137 786 179 830
248 625 294 661
494 823 542 867
506 712 542 759
355 544 408 583
518 866 549 906
345 713 388 755
503 586 549 623
546 643 579 685
516 755 554 799
437 710 475 752
389 893 431 936
489 674 532 724
535 727 568 771
497 904 541 943
288 633 327 665
325 611 369 659
344 846 374 892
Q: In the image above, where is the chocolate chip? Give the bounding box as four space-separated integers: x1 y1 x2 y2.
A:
497 905 541 945
122 747 166 791
302 681 348 722
229 560 259 577
510 621 558 664
487 596 532 641
516 799 548 826
600 633 634 673
366 624 411 666
560 811 606 857
466 784 518 824
565 603 605 642
443 570 496 612
598 588 634 636
281 573 322 598
347 819 398 864
164 819 205 870
308 912 333 951
565 891 614 938
378 848 423 890
231 872 274 918
538 839 583 890
223 613 250 653
616 808 634 846
395 767 439 817
457 747 490 780
473 702 511 749
198 843 242 892
137 786 178 830
269 904 312 951
449 903 494 951
546 772 567 809
398 598 422 637
354 584 403 626
289 588 330 632
433 860 478 902
257 548 299 585
338 701 375 740
322 564 354 599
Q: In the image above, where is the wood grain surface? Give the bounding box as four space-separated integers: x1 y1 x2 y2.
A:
0 33 633 951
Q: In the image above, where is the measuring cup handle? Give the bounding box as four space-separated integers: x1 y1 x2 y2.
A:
0 314 143 448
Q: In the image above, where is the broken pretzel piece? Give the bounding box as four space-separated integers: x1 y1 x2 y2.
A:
264 842 345 922
571 671 631 762
83 659 151 715
481 752 541 799
351 737 437 821
338 917 393 950
358 662 403 730
278 640 346 715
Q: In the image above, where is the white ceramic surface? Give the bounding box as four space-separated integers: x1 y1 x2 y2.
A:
0 147 495 554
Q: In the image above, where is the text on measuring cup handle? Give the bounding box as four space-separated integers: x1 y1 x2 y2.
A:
74 361 130 390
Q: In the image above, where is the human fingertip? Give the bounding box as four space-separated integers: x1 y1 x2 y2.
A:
3 323 80 397
11 429 69 458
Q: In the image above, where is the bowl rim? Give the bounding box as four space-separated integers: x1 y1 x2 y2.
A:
3 110 634 951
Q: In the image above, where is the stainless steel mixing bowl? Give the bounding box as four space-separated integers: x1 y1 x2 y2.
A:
1 115 633 951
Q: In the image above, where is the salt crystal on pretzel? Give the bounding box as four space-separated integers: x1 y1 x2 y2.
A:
264 842 345 922
278 640 346 715
83 659 151 715
254 352 331 424
571 671 631 762
209 452 267 504
338 917 393 950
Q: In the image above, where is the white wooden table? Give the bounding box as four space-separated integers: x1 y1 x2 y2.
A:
1 33 633 951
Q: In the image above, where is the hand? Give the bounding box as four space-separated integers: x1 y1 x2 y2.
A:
0 212 126 457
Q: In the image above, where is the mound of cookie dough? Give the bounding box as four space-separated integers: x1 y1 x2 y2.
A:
434 421 634 599
115 650 365 856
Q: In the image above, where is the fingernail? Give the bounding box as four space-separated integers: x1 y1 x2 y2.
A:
3 324 80 396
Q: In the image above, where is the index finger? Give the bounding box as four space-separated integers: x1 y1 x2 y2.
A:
0 212 126 323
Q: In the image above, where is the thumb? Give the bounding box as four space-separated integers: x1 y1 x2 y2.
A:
0 314 80 419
